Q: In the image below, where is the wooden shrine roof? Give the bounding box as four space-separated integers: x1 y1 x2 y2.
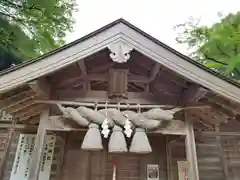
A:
0 19 240 131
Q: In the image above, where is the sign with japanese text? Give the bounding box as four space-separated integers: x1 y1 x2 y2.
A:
9 134 56 180
147 164 159 180
177 161 189 180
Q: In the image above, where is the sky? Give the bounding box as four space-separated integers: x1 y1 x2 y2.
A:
66 0 239 55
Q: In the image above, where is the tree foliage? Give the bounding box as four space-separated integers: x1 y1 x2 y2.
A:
175 12 240 82
0 0 77 70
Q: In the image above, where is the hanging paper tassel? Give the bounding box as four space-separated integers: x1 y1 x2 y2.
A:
101 117 110 138
81 123 103 151
129 128 152 153
123 112 133 138
109 125 127 153
101 106 110 138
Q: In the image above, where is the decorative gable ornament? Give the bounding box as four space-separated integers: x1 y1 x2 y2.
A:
108 40 133 63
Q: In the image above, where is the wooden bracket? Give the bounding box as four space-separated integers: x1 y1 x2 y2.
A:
28 77 51 98
181 84 208 105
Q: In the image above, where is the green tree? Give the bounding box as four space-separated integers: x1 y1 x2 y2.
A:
175 12 240 82
0 0 77 70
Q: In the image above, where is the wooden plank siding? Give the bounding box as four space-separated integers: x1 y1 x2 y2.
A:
2 131 240 180
60 132 167 180
221 136 240 180
169 136 225 180
196 136 225 180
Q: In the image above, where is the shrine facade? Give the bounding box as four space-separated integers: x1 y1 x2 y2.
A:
0 19 240 180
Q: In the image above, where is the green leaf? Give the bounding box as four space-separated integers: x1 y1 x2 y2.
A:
225 55 240 74
0 0 78 70
204 61 225 69
175 11 240 82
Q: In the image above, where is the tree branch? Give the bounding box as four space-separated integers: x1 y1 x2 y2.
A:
2 0 23 9
204 54 227 65
216 43 231 58
203 54 240 77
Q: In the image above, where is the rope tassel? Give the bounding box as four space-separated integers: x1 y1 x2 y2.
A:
129 128 152 153
109 125 127 153
81 123 103 151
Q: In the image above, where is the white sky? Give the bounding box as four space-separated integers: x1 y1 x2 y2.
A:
66 0 239 55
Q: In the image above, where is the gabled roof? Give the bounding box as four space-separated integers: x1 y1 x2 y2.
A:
0 18 240 104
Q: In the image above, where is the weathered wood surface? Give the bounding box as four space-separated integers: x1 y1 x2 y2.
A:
1 130 240 180
60 132 167 180
0 131 65 180
170 135 226 180
0 48 238 126
185 118 199 180
1 132 20 180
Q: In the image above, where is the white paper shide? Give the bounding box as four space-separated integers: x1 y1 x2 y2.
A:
9 134 56 180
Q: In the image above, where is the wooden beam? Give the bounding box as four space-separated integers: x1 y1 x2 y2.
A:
76 60 90 91
46 125 186 135
166 137 173 180
0 123 37 130
199 131 240 136
148 63 160 82
57 90 159 104
34 98 210 110
88 73 149 83
28 77 50 97
185 112 199 180
28 109 48 180
181 84 208 105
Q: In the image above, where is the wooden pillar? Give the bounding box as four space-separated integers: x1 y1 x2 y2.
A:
166 136 172 180
185 118 199 180
28 109 49 180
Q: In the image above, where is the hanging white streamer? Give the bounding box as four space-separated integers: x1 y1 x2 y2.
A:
101 118 110 138
123 112 132 138
101 107 110 138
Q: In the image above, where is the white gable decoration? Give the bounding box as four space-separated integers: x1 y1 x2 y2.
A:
9 134 56 180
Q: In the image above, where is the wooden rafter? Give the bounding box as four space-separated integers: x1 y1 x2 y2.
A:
55 90 160 104
200 97 236 117
88 73 149 83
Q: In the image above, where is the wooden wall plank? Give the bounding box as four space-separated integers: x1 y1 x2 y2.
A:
60 133 167 180
215 126 229 180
